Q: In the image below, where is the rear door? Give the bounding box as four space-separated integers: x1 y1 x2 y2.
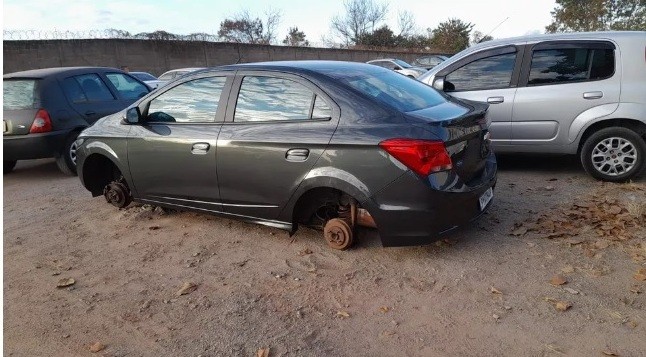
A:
434 45 524 146
127 73 232 211
216 72 339 221
60 73 122 123
511 40 619 150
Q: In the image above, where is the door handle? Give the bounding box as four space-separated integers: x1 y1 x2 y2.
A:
191 142 210 155
286 148 309 162
486 96 504 104
583 91 603 100
85 111 96 116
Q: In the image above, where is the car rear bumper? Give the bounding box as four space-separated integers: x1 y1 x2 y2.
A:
3 130 69 161
366 152 497 247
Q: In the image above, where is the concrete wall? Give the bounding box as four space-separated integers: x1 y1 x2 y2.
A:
3 39 445 76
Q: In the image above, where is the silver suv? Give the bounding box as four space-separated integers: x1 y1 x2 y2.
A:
418 31 646 182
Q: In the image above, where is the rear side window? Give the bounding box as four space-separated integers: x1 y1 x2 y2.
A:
234 76 327 122
105 73 149 100
445 52 517 92
63 74 115 103
528 48 614 85
147 76 226 123
3 80 38 110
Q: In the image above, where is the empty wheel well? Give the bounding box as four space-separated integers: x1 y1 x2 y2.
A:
82 154 124 196
293 187 349 227
578 119 646 153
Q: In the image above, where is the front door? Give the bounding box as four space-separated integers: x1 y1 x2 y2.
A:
127 74 232 212
216 73 339 221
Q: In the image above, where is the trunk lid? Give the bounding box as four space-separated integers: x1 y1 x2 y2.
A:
405 99 491 183
3 79 41 136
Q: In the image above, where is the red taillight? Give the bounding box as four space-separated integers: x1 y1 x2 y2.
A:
29 109 52 133
379 138 453 176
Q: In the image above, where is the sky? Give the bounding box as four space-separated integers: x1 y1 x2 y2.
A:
3 0 557 45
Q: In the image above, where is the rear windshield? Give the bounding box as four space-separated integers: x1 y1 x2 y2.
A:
3 79 38 110
338 69 446 112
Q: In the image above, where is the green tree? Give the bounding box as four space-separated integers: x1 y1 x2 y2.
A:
359 25 396 47
546 0 646 32
283 27 310 46
430 19 474 53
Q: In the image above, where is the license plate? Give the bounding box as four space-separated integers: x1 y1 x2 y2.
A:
479 187 493 211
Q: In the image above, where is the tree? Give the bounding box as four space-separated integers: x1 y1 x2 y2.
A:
546 0 646 32
430 19 474 53
331 0 389 45
360 25 397 47
218 9 282 44
471 30 494 45
283 27 310 46
397 10 416 37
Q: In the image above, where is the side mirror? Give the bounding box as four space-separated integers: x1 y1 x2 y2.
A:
125 107 141 124
432 78 445 91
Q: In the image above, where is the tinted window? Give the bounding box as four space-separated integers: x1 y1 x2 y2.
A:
3 80 38 110
131 72 157 81
62 78 87 103
234 76 316 122
106 73 149 100
67 74 115 102
147 76 226 123
445 52 517 92
338 69 446 112
528 48 614 86
312 95 332 119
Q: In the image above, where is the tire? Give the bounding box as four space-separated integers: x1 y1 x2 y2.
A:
580 127 646 182
3 160 17 174
55 132 80 176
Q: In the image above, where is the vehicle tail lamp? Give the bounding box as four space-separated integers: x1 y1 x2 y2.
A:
29 109 52 133
379 139 453 176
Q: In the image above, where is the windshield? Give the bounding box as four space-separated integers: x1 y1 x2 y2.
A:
338 69 446 112
3 79 38 110
392 59 412 68
132 72 157 81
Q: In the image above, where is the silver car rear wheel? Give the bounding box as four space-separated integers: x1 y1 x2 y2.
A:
590 136 637 177
581 127 646 182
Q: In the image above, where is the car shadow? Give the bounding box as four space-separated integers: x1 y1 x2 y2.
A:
3 159 75 183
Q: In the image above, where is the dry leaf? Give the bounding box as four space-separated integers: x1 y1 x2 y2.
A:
550 275 567 286
56 278 75 288
633 268 646 281
257 347 270 357
567 238 586 246
148 226 161 230
555 301 572 311
511 227 528 236
379 306 390 313
601 350 618 356
594 240 610 249
492 314 500 321
298 248 313 256
176 282 198 296
490 286 503 294
630 285 642 294
336 311 350 318
561 265 575 274
563 287 579 295
89 342 106 353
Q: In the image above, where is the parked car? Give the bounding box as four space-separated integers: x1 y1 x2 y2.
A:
157 67 205 84
367 59 427 78
3 67 151 175
418 31 646 182
76 61 496 249
130 71 164 89
413 55 449 70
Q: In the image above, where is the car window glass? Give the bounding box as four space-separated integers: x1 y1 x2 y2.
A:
234 76 315 122
393 59 411 68
528 48 614 86
3 80 38 110
147 76 225 123
312 95 332 119
158 72 174 81
106 73 149 100
62 77 88 103
69 74 115 102
132 72 156 81
445 52 516 92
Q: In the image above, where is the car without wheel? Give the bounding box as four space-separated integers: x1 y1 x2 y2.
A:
76 61 497 249
418 31 646 182
3 67 151 175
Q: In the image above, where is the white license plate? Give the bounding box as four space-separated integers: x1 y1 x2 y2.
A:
479 187 493 211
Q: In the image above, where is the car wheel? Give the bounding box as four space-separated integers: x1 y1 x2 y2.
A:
580 127 646 182
55 132 80 176
3 160 17 174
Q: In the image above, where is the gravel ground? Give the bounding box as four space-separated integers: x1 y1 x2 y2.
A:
3 156 645 357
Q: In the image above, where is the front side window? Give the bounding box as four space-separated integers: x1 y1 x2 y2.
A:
147 76 226 123
234 76 328 122
528 48 614 86
106 73 149 100
445 52 517 92
64 74 115 102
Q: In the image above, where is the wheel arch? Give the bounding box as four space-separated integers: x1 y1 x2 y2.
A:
577 118 646 154
79 152 131 197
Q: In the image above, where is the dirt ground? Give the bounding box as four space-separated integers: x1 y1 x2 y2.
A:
3 156 646 357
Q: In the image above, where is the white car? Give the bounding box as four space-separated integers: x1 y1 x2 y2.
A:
130 71 164 89
157 68 206 84
367 59 427 78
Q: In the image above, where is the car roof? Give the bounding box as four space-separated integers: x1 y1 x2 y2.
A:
209 60 390 78
3 66 121 79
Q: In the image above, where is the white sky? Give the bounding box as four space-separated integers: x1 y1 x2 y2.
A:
3 0 556 45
